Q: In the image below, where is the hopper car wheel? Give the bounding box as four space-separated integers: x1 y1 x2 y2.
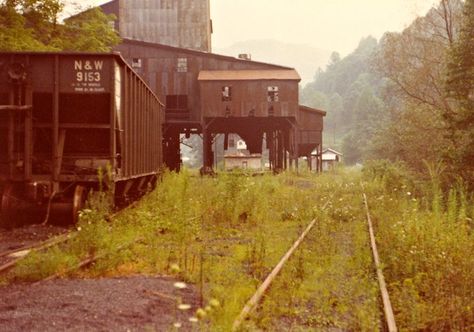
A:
0 184 22 229
72 185 87 224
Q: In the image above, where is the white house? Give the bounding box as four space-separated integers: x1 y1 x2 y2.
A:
311 148 343 171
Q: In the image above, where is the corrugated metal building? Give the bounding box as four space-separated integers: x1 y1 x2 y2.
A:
101 0 212 52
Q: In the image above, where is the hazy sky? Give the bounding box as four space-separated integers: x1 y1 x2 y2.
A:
67 0 438 55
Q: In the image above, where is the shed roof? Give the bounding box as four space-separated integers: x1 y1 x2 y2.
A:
198 70 301 81
311 147 343 157
299 105 327 116
323 148 343 155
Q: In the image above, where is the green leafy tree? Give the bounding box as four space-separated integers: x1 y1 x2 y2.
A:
371 0 464 175
61 8 121 52
445 0 474 184
446 0 474 105
0 0 120 52
22 0 64 44
328 93 343 143
0 2 51 50
375 0 463 113
369 104 449 173
342 86 385 164
300 90 329 111
327 51 341 69
300 36 383 153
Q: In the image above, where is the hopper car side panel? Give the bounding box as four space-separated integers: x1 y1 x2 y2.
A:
0 52 164 227
116 64 163 180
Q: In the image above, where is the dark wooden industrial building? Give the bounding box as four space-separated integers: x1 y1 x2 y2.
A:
99 0 325 172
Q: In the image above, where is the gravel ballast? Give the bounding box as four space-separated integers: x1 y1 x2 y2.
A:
0 276 200 331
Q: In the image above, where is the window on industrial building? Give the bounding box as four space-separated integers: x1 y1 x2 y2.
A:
267 86 279 102
132 58 142 68
229 137 235 148
177 58 188 72
166 95 188 112
222 86 232 101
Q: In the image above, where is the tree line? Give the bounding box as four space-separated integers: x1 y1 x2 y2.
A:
302 0 473 186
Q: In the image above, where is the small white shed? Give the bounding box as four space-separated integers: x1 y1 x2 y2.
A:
321 148 343 171
311 148 343 171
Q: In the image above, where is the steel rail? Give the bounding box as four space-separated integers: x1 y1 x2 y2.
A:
231 201 329 331
0 199 143 275
0 232 74 274
36 210 200 282
38 237 143 283
0 232 71 259
363 193 398 332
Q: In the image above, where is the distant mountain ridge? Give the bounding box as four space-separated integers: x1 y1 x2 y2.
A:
214 39 331 85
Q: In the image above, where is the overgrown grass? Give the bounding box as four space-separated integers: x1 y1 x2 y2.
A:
362 161 474 331
3 165 474 331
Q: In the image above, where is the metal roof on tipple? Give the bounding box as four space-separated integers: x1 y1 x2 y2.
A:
119 38 293 70
198 70 301 81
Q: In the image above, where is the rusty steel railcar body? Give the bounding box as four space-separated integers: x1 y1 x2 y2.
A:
0 52 164 227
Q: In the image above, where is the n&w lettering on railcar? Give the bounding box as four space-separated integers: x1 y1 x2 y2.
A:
75 60 103 83
74 60 104 71
72 59 105 92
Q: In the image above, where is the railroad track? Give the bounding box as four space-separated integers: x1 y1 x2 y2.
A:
0 198 150 280
2 191 399 331
0 231 74 274
231 201 329 331
0 231 142 282
363 193 397 332
232 195 398 331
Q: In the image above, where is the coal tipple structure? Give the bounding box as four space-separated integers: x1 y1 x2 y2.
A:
101 0 325 172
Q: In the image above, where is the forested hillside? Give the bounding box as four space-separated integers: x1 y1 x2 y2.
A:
300 36 384 164
301 0 473 187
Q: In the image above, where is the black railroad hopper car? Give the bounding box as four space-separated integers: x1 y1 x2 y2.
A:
0 52 164 227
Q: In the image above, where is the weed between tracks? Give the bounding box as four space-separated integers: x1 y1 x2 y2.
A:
3 166 474 330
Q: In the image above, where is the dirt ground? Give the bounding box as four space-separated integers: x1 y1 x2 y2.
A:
0 276 201 331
